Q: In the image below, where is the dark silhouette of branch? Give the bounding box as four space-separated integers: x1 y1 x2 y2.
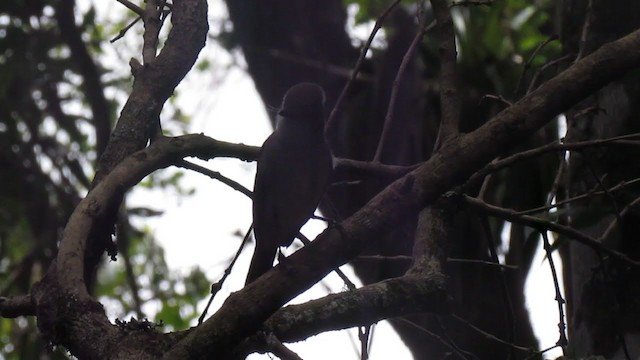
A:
515 35 559 97
0 295 36 318
540 231 568 353
460 194 640 265
199 225 254 325
431 0 461 149
116 0 144 15
264 333 303 360
111 16 142 43
450 314 536 354
177 159 254 198
263 268 447 344
333 158 418 181
517 177 640 215
478 213 517 359
373 8 430 162
526 54 574 94
448 258 519 270
465 132 640 190
55 0 111 156
325 0 402 138
392 318 474 360
600 194 640 243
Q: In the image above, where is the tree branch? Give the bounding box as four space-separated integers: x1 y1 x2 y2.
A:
373 9 429 162
0 295 35 318
460 194 640 265
163 27 640 359
325 0 401 138
265 266 447 344
431 0 461 149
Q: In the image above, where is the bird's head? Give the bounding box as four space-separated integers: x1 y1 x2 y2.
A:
278 82 325 119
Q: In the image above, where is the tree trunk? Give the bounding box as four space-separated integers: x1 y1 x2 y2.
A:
562 0 640 357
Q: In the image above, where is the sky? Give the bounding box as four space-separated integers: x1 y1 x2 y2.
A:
89 1 564 359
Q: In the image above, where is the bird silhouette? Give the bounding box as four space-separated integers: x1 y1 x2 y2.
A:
246 83 333 285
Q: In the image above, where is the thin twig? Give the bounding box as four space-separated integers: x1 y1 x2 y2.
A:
517 178 640 216
524 345 561 360
325 0 402 138
545 153 567 207
464 132 640 190
198 224 254 325
584 157 623 222
576 0 594 62
334 157 419 179
116 0 144 15
373 8 430 162
177 161 356 291
599 194 640 243
431 0 461 150
110 16 142 43
514 35 559 97
448 257 519 270
478 212 516 359
450 314 536 354
434 317 479 360
460 194 640 266
479 94 513 107
392 318 474 360
265 48 373 82
526 54 574 94
177 159 253 198
540 231 568 353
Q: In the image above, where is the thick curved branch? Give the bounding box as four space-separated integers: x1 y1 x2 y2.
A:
162 27 640 359
266 266 447 344
30 135 251 359
83 0 209 289
96 0 208 181
56 135 257 292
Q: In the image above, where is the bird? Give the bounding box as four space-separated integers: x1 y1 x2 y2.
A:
246 82 333 285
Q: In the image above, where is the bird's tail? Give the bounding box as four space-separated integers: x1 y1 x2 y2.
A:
245 245 277 285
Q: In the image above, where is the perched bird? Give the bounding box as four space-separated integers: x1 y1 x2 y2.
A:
246 83 333 285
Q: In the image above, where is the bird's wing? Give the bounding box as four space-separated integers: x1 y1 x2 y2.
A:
254 135 331 248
